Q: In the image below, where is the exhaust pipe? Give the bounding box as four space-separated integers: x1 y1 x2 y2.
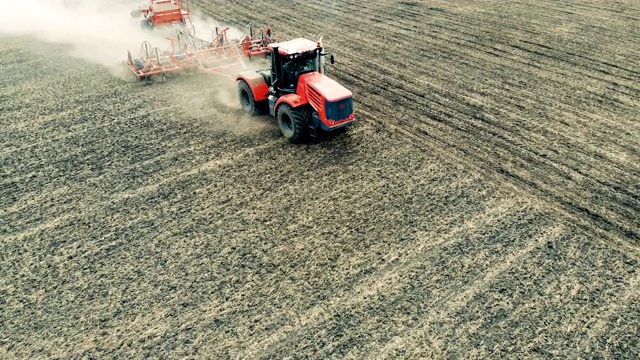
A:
317 37 325 74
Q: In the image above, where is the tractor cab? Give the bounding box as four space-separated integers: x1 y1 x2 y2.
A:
280 52 318 91
267 39 330 95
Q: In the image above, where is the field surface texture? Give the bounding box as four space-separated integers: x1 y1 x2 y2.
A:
1 0 639 358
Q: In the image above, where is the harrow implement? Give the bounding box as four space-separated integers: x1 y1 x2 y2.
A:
239 23 275 57
125 24 274 81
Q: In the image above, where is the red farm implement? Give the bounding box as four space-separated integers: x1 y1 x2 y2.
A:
125 24 274 81
131 0 193 31
240 24 274 57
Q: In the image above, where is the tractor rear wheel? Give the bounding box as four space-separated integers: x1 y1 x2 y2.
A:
277 105 309 143
238 80 265 115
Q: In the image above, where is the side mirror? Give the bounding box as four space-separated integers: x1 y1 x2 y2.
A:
330 54 335 64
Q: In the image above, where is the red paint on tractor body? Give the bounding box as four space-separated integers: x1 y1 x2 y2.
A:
237 71 270 101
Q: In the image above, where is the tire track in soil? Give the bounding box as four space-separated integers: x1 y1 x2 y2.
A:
2 129 500 358
2 138 279 243
584 272 640 355
328 3 636 160
387 122 640 259
244 199 544 357
372 225 566 358
3 104 212 211
276 0 638 243
418 232 639 358
191 0 640 243
276 0 640 270
255 209 560 357
352 85 633 245
1 60 276 234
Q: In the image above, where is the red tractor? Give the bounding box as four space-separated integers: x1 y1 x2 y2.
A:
236 38 355 142
131 0 192 31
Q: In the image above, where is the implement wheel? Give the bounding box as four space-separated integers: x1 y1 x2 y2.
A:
277 105 309 143
238 80 264 115
141 19 154 30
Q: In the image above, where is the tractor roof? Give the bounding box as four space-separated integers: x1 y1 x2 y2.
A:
269 38 318 56
151 2 181 12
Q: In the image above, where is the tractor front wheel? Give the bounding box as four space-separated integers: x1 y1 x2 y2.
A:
277 105 309 143
238 81 265 115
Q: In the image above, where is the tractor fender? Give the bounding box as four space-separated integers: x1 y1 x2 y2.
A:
274 94 308 115
236 71 268 101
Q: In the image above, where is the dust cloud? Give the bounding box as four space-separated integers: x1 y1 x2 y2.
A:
0 0 266 129
0 1 161 67
0 0 243 69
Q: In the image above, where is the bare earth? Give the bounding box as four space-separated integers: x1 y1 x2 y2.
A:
1 0 638 358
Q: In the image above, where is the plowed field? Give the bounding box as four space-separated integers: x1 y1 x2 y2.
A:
1 0 638 358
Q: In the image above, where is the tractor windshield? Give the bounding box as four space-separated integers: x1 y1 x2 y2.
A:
281 51 318 90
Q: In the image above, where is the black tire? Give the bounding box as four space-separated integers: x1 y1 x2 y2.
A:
277 105 309 143
134 59 145 70
141 19 154 30
238 80 265 115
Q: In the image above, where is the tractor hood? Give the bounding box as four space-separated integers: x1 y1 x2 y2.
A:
300 72 352 102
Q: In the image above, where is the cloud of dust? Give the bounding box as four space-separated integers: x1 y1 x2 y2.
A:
188 11 246 42
0 0 244 69
0 0 267 131
0 0 168 68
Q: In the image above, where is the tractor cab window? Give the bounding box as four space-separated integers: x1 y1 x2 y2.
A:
280 52 318 91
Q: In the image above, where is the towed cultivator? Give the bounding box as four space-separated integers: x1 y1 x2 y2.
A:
125 24 274 81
